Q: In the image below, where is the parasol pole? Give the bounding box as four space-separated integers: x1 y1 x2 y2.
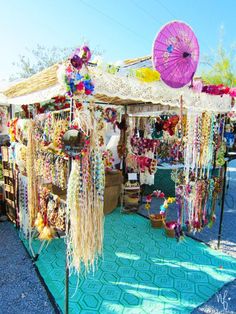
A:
177 95 184 161
65 97 74 314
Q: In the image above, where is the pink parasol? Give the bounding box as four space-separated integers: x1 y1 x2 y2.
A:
152 21 200 88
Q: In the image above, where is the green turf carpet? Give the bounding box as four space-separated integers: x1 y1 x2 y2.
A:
25 209 236 314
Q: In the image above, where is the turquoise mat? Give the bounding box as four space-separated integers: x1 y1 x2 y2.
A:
26 210 236 314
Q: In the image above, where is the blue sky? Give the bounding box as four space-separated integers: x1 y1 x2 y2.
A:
0 0 235 79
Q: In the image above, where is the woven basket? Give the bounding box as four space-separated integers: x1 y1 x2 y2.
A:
150 214 165 228
164 221 177 238
124 195 139 204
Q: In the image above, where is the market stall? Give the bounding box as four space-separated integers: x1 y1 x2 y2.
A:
2 44 234 237
2 41 236 313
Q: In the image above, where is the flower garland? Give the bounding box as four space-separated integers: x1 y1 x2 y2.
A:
35 150 67 189
202 84 236 97
126 153 157 174
104 107 117 126
102 149 115 171
178 109 223 233
178 177 220 232
47 193 66 231
130 136 160 155
34 96 72 114
18 173 29 237
8 118 18 142
145 190 175 219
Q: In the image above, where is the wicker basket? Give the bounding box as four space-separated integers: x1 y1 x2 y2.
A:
164 221 177 238
124 195 139 204
150 214 165 228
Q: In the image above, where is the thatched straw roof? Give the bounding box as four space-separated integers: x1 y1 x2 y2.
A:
123 56 151 66
4 64 59 99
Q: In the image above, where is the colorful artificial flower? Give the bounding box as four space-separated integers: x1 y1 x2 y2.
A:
145 203 151 210
135 67 160 83
202 84 234 96
229 87 236 97
71 54 83 70
102 149 115 170
104 108 117 124
163 115 179 136
76 81 85 91
64 45 94 97
167 197 175 204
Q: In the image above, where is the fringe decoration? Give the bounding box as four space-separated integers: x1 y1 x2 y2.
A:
66 107 105 277
26 120 38 230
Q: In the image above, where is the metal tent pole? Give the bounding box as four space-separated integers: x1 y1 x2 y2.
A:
217 158 228 249
65 98 74 314
217 151 236 249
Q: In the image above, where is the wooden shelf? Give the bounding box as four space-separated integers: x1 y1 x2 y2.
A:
121 182 140 213
1 146 16 221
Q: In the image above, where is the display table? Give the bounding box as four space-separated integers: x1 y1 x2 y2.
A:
143 163 184 197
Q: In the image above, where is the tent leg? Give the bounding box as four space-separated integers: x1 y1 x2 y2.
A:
65 260 69 314
65 98 74 314
217 160 227 249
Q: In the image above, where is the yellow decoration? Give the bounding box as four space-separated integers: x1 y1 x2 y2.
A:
163 200 169 209
34 212 44 233
167 197 176 204
39 226 55 241
135 68 160 83
145 203 151 210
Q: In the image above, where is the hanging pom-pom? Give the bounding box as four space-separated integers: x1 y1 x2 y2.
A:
39 225 55 241
34 212 44 233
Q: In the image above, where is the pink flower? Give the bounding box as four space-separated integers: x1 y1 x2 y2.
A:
76 82 84 91
153 190 159 197
229 88 236 97
192 80 203 93
66 66 73 74
146 195 152 202
85 89 92 95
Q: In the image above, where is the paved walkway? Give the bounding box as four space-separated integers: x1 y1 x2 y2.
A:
0 222 56 314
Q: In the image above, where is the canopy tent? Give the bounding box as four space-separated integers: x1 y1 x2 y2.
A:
0 93 7 105
2 58 233 113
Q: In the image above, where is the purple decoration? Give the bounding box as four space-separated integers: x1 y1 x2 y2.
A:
81 46 91 63
152 21 200 88
71 54 83 70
